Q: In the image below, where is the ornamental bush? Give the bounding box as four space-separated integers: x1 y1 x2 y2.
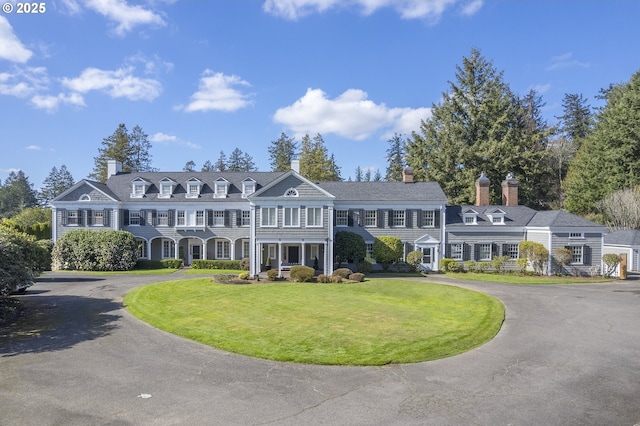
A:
316 274 331 283
191 260 241 270
373 236 403 271
334 231 366 267
490 256 510 274
519 241 549 275
406 250 423 272
602 253 621 277
357 260 372 274
290 265 315 282
0 227 48 297
332 268 353 279
52 229 138 271
348 272 365 282
440 258 458 273
266 269 280 281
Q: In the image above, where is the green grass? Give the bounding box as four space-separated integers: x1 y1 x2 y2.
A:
124 278 504 366
182 269 244 275
443 272 612 284
50 268 179 275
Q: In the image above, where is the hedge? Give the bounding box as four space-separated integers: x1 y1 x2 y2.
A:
52 229 138 271
191 260 242 270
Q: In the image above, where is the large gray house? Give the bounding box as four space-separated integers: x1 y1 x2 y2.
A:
50 161 606 276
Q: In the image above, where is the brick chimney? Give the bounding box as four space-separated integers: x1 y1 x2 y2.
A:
475 172 490 206
402 167 414 183
502 173 519 206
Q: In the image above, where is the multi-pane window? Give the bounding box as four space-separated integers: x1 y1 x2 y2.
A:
307 207 322 227
478 243 492 261
214 182 228 198
196 210 205 226
91 210 104 226
187 183 200 198
216 241 230 259
505 243 519 259
569 246 583 264
422 210 435 227
364 210 377 227
129 211 141 225
241 210 251 227
176 210 186 226
162 240 175 258
242 240 250 258
310 244 319 261
157 211 169 226
132 183 145 197
451 243 463 260
284 207 299 227
464 215 476 225
336 210 348 226
213 210 225 226
492 215 503 224
366 243 374 260
392 210 405 227
159 183 172 198
422 247 432 264
570 232 584 239
137 239 147 258
66 210 79 225
261 207 276 227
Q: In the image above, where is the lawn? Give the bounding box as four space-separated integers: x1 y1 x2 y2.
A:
124 278 504 366
182 269 244 275
442 272 613 284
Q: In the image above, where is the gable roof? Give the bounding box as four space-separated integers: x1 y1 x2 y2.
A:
527 210 604 229
250 170 335 199
52 179 119 202
604 229 640 246
446 205 537 227
317 181 448 203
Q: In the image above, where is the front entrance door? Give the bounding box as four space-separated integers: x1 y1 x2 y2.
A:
191 244 201 263
421 247 434 271
288 246 299 264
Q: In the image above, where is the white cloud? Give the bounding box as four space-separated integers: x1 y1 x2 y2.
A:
31 92 86 111
546 53 590 71
0 16 33 63
263 0 477 22
25 145 42 150
273 88 430 140
83 0 165 36
182 70 254 113
0 67 49 98
150 132 201 149
62 66 162 101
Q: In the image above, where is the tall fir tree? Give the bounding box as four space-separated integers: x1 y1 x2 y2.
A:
385 133 405 182
564 70 640 214
214 151 227 172
90 123 155 182
556 93 593 147
354 166 363 182
299 134 341 181
405 48 553 207
39 165 74 205
227 148 245 171
0 171 38 218
201 160 215 172
268 132 298 172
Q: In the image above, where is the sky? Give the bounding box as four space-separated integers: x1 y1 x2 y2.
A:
2 0 640 190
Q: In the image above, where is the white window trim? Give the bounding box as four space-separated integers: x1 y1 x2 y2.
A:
284 188 299 197
241 210 251 227
336 210 348 227
451 243 463 261
422 210 435 228
478 243 492 261
569 232 585 239
129 211 141 226
284 207 300 227
306 207 323 227
159 183 173 198
157 211 169 226
364 210 377 227
569 245 584 264
186 183 201 199
392 210 406 227
261 207 277 227
213 210 225 227
131 183 145 198
463 214 477 225
91 210 104 226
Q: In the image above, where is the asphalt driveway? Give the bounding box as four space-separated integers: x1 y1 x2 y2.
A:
1 271 639 425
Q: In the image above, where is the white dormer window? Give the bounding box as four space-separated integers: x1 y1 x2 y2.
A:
214 178 229 198
131 178 150 198
284 188 298 197
158 178 177 198
186 178 203 198
242 178 256 198
487 209 505 225
462 209 478 225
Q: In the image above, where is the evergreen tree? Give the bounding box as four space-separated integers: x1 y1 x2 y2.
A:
385 133 405 182
39 165 74 205
364 168 371 182
241 152 258 172
214 151 227 172
0 171 38 218
183 161 196 172
227 148 244 171
268 132 298 172
373 169 383 181
556 93 593 147
564 70 640 214
89 123 155 182
405 48 553 207
354 166 363 182
201 160 215 172
299 134 341 181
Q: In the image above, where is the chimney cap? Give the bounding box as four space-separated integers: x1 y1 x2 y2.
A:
505 172 517 181
476 172 490 182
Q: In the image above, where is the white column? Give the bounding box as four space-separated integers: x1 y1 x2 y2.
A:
301 241 306 266
278 242 283 275
230 241 235 260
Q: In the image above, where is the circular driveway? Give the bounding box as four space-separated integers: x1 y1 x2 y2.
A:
1 272 639 425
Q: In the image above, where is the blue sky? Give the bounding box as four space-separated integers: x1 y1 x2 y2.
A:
2 0 639 189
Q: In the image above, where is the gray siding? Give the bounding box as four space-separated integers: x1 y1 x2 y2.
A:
258 175 326 198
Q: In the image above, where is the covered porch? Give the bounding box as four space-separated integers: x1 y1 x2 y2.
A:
252 238 333 277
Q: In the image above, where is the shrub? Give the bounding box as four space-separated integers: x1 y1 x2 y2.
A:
191 260 241 270
464 260 477 273
332 268 353 279
290 265 315 282
373 236 403 271
440 258 458 272
52 229 138 271
238 271 250 280
515 258 529 275
240 257 250 271
519 241 549 275
334 231 366 267
330 275 343 283
553 247 573 274
476 262 489 273
213 274 250 284
490 256 510 274
406 250 423 272
0 227 47 297
603 253 621 277
136 259 165 269
161 259 183 269
316 274 331 283
266 269 279 281
357 260 372 274
349 272 365 282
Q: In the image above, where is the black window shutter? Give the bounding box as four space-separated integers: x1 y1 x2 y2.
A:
224 210 230 227
445 244 451 258
388 210 393 227
87 210 93 226
61 209 68 226
434 210 440 227
168 210 174 227
151 210 157 227
584 245 591 265
139 210 146 226
122 209 129 226
104 209 110 227
236 210 242 227
406 210 412 228
207 210 213 227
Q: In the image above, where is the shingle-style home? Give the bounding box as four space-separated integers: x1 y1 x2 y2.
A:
50 160 607 276
604 230 640 272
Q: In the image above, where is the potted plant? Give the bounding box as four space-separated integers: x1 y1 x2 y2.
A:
265 256 271 270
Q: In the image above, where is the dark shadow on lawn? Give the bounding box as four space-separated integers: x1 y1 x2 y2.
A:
0 294 120 357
